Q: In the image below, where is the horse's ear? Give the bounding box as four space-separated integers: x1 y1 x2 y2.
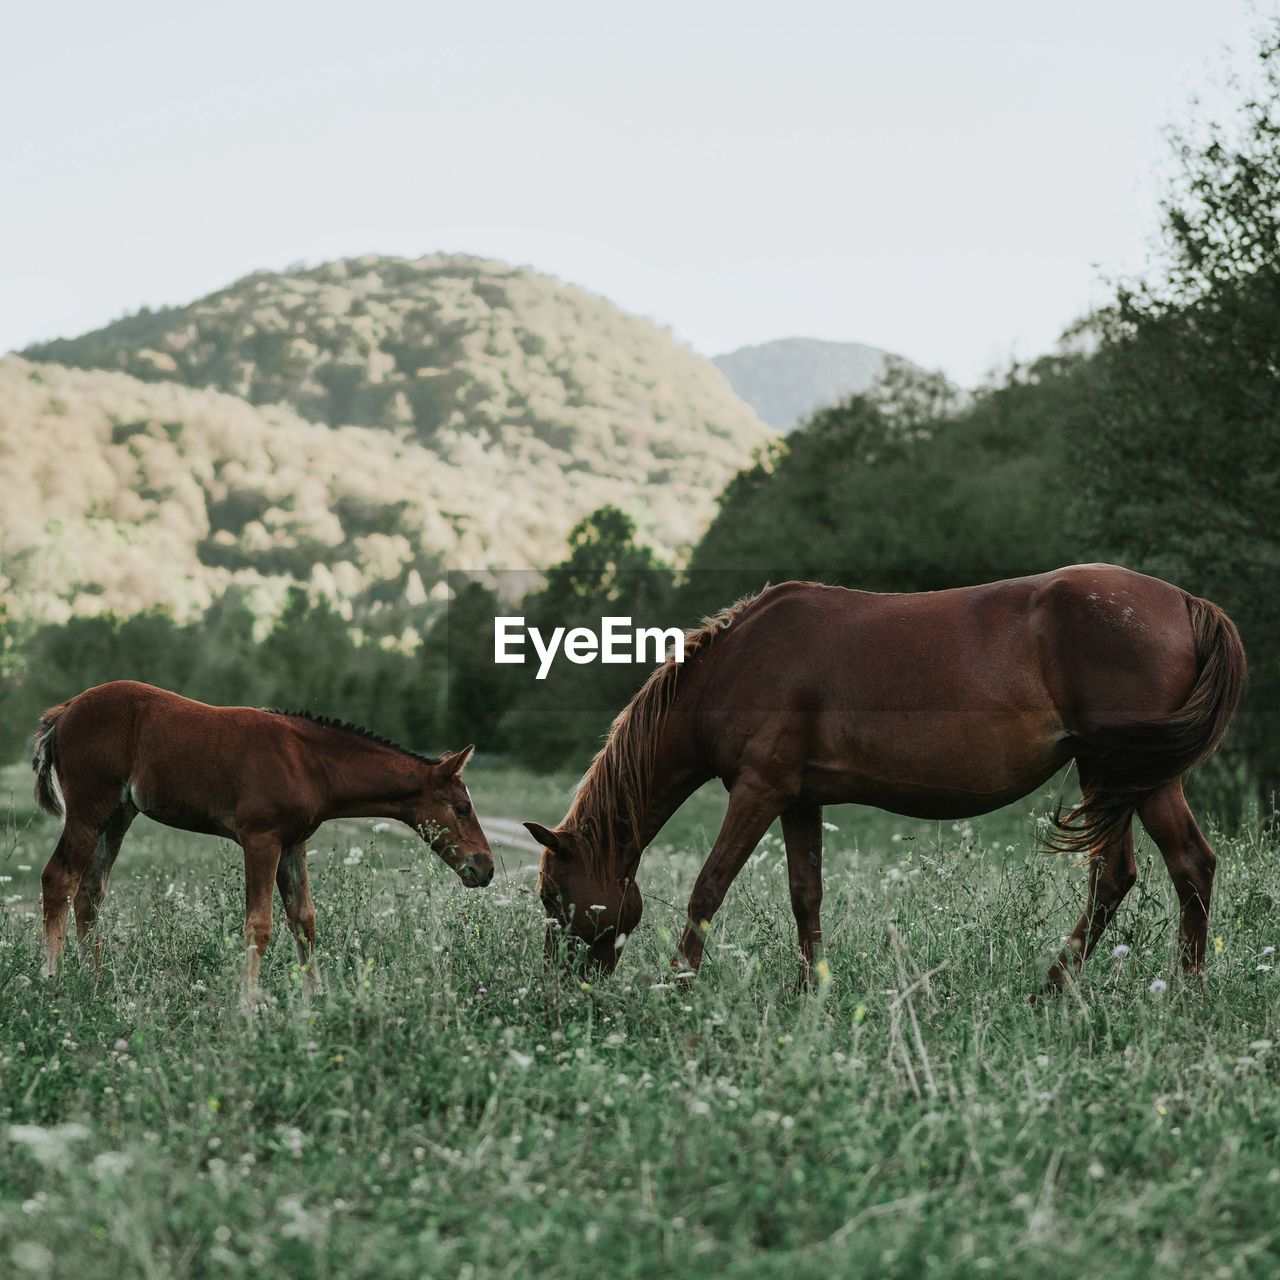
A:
523 821 564 854
437 745 475 778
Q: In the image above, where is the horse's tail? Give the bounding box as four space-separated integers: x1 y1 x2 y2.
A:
1049 593 1246 854
32 703 67 818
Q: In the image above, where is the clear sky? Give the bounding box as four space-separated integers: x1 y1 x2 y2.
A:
0 1 1263 384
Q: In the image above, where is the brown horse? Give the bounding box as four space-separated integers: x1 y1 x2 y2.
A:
32 680 494 1002
523 565 1245 991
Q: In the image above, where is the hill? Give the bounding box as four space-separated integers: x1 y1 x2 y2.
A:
713 337 903 430
0 350 741 624
23 252 769 492
6 257 775 620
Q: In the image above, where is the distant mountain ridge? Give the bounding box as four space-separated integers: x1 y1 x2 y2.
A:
713 337 905 431
5 255 775 622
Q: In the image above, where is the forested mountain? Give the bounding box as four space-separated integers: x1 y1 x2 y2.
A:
5 256 773 621
24 254 768 467
713 337 904 430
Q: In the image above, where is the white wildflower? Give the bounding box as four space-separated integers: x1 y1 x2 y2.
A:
11 1241 54 1274
90 1151 132 1179
8 1123 90 1168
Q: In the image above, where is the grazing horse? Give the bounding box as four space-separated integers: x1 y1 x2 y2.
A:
523 566 1245 991
32 680 494 1002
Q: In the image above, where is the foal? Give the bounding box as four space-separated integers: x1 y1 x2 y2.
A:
32 680 493 1003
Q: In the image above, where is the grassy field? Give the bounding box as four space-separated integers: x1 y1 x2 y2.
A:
2 759 1279 1278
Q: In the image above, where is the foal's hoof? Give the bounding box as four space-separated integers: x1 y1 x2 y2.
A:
240 990 275 1017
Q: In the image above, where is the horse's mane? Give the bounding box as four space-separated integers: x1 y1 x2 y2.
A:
269 709 441 765
566 590 762 876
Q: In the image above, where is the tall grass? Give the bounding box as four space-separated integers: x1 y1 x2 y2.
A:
1 766 1278 1278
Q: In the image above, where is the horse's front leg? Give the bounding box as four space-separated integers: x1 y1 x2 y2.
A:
781 801 824 989
674 774 786 975
241 835 283 1011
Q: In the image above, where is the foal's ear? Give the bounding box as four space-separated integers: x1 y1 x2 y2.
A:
437 745 475 778
523 821 565 855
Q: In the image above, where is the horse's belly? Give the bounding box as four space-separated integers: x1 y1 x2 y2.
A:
137 805 236 841
129 784 237 840
802 716 1072 817
824 766 1067 819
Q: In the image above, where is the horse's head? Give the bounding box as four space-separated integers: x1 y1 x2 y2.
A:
524 821 643 974
413 746 493 887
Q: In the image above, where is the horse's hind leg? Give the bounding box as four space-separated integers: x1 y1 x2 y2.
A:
1043 821 1137 993
781 801 824 988
73 802 137 960
1138 781 1215 973
276 844 322 997
41 812 111 978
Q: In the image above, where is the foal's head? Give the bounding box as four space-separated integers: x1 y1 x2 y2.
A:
523 821 643 973
413 747 494 887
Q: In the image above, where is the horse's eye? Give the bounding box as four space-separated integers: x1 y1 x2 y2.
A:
453 802 472 818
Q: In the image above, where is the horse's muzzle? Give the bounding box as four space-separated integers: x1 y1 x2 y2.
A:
458 853 494 888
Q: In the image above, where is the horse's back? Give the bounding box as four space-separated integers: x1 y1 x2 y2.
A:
690 567 1204 813
710 567 1197 719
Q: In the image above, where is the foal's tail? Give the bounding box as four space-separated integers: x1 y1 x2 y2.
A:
32 704 67 818
1050 594 1246 854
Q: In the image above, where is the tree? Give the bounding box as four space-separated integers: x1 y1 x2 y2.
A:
501 507 677 769
685 357 1085 615
1080 24 1280 805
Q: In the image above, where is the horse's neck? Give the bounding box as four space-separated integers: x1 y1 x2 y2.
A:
308 736 427 821
644 760 707 844
617 727 710 879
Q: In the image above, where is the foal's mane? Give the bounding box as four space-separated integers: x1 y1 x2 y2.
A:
269 709 441 765
566 590 761 877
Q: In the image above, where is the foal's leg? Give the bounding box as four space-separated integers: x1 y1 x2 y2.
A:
276 844 323 997
1138 781 1215 973
674 774 788 974
73 802 137 960
1043 823 1136 992
41 812 111 978
781 801 824 988
241 836 282 1008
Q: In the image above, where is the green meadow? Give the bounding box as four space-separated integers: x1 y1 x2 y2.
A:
2 761 1278 1278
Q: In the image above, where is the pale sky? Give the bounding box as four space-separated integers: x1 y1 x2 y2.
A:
0 1 1264 385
